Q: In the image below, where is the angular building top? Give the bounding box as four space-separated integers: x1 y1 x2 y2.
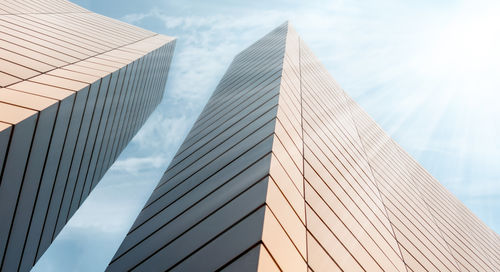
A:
108 22 499 272
0 1 176 271
0 0 174 133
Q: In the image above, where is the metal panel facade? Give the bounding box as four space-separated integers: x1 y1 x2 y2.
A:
109 22 499 271
0 1 176 271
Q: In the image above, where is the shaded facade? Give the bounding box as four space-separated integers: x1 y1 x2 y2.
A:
0 1 175 271
108 22 499 271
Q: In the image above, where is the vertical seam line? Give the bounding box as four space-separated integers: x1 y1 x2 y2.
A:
298 33 309 267
342 93 409 272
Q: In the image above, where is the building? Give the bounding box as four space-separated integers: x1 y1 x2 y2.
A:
0 1 175 271
107 22 499 271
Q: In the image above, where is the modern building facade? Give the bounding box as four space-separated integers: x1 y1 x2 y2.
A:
108 22 499 271
0 1 175 271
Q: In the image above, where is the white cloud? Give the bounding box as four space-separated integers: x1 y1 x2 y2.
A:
109 0 500 245
36 1 500 271
112 155 167 175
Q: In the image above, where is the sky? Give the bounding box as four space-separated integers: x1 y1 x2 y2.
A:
33 0 500 271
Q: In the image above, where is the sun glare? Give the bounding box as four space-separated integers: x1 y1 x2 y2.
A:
426 4 500 92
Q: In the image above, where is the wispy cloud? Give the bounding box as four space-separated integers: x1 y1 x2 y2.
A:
111 155 167 175
35 0 500 271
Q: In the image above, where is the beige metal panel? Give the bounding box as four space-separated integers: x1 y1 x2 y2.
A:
276 106 302 151
2 15 110 52
85 57 126 69
307 233 342 272
29 74 89 91
262 205 307 272
47 69 100 84
256 245 281 272
0 71 21 87
0 39 68 67
306 204 365 271
271 134 303 195
266 176 306 257
63 64 114 77
0 33 77 64
0 19 97 57
8 81 74 100
305 172 406 271
346 98 482 271
23 14 124 48
274 123 302 172
0 88 57 110
0 25 87 60
94 55 131 66
0 48 53 73
0 101 37 124
73 61 121 73
0 59 40 80
269 153 305 222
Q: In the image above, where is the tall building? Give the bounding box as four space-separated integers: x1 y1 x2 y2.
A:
0 1 175 271
107 22 499 271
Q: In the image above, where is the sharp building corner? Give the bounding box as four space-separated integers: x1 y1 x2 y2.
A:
107 21 499 272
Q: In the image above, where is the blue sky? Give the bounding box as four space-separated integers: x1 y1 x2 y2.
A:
33 0 499 271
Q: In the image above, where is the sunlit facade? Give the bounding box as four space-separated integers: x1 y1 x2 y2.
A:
108 22 499 271
0 1 175 271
